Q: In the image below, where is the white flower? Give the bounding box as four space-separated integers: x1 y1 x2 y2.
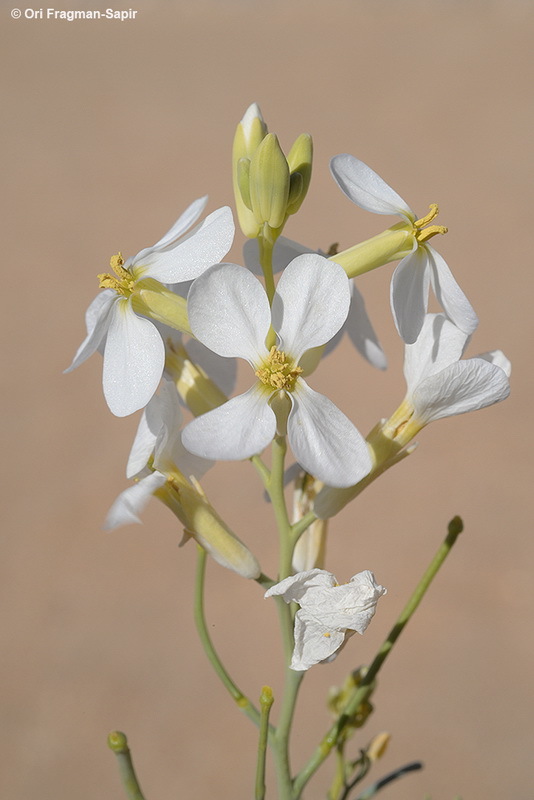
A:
105 381 261 579
181 254 373 488
388 313 511 442
65 197 234 416
330 154 478 343
243 236 387 370
265 568 387 671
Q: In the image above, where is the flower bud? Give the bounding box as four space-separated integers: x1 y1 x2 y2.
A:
249 133 290 229
286 133 313 216
367 731 391 762
232 103 268 238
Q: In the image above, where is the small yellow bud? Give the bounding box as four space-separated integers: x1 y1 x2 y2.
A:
232 103 268 238
107 731 129 753
367 731 391 762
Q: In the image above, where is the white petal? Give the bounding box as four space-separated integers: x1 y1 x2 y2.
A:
346 282 387 369
272 255 351 361
330 154 414 221
126 393 163 478
104 472 167 529
290 612 346 670
103 299 165 417
390 249 430 343
264 568 336 602
476 349 512 378
426 245 478 336
336 571 387 633
64 291 116 372
412 358 510 424
134 206 235 283
150 196 208 250
181 384 276 461
154 380 212 479
288 380 372 487
187 263 271 362
404 314 468 393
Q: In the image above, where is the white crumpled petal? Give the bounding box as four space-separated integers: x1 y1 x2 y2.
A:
330 154 414 221
291 613 346 670
135 206 234 283
264 568 337 602
104 472 167 529
426 244 478 337
404 314 468 392
476 349 512 377
288 380 372 488
272 255 351 361
103 298 165 417
265 568 387 670
390 248 430 344
187 263 271 363
412 358 511 423
65 290 116 372
182 385 276 461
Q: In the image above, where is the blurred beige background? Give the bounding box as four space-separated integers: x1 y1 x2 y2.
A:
2 1 533 798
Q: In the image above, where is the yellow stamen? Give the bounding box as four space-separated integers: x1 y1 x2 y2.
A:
416 224 448 243
97 251 135 296
414 203 440 228
255 346 302 392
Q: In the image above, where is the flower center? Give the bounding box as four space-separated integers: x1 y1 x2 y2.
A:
97 252 136 297
255 346 302 392
414 204 448 244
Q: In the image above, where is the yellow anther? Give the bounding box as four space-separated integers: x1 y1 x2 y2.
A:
414 203 440 228
323 632 331 638
416 224 448 243
97 252 135 296
255 346 302 392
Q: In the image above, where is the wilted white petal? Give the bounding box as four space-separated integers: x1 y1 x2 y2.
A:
136 206 235 283
64 291 116 372
390 249 430 343
290 613 345 671
273 255 351 361
104 472 167 529
426 244 478 336
103 299 165 417
288 380 372 487
127 394 163 478
412 358 510 423
330 154 414 221
187 263 271 362
404 314 468 392
182 385 276 461
264 568 336 602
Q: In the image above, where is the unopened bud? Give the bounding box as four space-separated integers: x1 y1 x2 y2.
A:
367 731 391 762
249 133 290 229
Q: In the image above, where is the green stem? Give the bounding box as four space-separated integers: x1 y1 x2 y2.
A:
107 731 147 800
255 686 275 800
293 516 464 797
193 546 266 729
258 228 276 305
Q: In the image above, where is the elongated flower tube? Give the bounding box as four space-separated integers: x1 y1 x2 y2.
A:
315 313 511 518
65 197 234 416
105 381 261 579
330 154 478 343
181 255 372 488
265 568 386 671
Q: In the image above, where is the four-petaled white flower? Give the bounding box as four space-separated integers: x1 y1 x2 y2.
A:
394 312 511 440
65 197 234 417
330 154 478 343
265 568 387 671
181 254 373 488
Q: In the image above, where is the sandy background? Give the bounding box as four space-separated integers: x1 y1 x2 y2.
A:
2 1 533 798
